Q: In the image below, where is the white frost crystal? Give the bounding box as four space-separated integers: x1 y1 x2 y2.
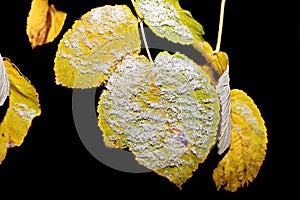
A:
13 103 37 123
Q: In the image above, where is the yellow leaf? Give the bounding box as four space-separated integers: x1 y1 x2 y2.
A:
193 41 229 76
54 5 140 88
213 89 267 192
26 0 67 49
0 58 41 164
134 0 204 44
98 52 220 189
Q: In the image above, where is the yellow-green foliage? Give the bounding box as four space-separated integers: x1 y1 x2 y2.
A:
50 2 268 192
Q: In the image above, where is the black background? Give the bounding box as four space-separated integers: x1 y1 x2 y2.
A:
0 0 298 198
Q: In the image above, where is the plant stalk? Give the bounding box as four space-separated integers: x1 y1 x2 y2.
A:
215 0 226 53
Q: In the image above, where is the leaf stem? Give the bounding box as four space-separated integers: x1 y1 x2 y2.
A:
139 19 154 64
130 0 135 6
215 0 226 53
130 0 153 64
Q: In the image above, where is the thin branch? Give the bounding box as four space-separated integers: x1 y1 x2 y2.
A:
215 0 226 53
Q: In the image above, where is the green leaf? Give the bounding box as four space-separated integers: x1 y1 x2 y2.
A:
54 5 141 88
98 51 220 189
134 0 205 44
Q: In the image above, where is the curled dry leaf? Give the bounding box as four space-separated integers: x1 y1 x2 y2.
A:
0 54 9 106
216 64 231 155
26 0 67 48
0 57 41 164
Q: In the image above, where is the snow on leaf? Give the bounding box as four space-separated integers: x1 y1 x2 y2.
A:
216 64 231 155
0 54 9 106
134 0 205 44
213 89 267 192
26 0 67 49
54 5 141 88
98 52 220 189
0 57 41 164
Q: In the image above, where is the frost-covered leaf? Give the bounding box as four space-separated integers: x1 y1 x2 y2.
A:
0 54 9 106
98 51 220 189
213 89 267 192
26 0 67 49
0 58 41 164
216 64 231 155
54 5 140 88
134 0 204 44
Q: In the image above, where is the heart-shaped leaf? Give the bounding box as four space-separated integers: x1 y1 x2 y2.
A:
98 51 220 188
